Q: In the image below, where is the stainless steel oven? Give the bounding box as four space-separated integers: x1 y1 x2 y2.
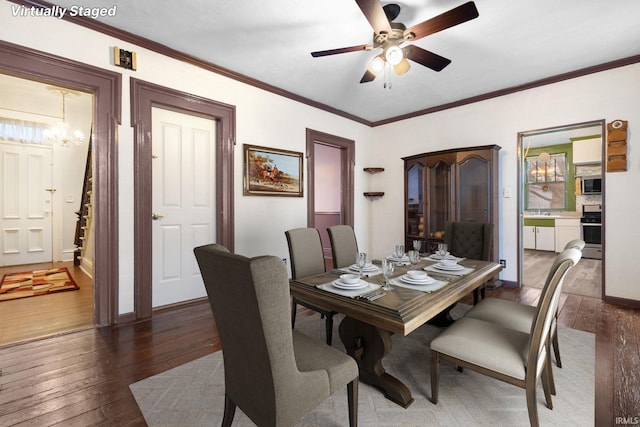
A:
581 204 602 259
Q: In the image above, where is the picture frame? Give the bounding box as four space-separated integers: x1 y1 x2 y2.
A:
243 144 303 197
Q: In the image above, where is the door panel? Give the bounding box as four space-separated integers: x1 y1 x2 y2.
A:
1 143 52 266
151 107 216 307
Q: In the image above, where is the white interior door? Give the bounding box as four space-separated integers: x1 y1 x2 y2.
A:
1 143 53 266
151 107 216 307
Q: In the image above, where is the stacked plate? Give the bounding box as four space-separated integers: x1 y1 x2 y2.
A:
430 252 457 260
387 254 410 263
434 262 465 271
349 263 377 273
400 270 435 285
332 278 368 290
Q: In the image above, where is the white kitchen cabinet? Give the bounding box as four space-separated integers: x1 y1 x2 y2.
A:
524 225 555 251
573 137 602 164
555 218 581 252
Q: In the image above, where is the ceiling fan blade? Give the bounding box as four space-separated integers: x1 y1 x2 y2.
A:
405 1 479 41
360 69 377 83
355 0 392 34
311 44 371 57
403 45 451 72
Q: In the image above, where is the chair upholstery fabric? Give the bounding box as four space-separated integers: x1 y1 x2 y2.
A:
285 228 336 345
327 225 359 269
194 244 358 427
429 248 582 427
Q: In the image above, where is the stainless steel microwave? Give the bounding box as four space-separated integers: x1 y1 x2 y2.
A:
581 176 602 194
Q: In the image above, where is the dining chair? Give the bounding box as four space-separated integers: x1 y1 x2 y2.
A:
285 227 337 345
327 225 359 269
194 243 359 427
463 239 584 368
443 221 494 304
429 248 582 427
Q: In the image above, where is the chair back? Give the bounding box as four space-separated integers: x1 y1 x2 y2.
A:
327 225 359 268
285 228 326 280
444 221 494 260
564 238 585 251
526 248 581 388
193 244 300 424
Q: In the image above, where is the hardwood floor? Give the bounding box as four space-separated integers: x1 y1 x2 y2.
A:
0 287 638 426
0 262 94 346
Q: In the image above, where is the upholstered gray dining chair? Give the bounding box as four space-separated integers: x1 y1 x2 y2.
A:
429 248 582 427
464 239 584 368
443 221 494 304
327 225 359 269
285 227 337 345
194 244 359 427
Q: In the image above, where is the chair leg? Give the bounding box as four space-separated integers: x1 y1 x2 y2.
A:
347 378 358 427
291 298 298 329
525 385 540 427
546 343 556 396
541 359 554 410
222 393 237 427
473 288 480 305
325 314 334 346
552 325 562 368
430 350 440 404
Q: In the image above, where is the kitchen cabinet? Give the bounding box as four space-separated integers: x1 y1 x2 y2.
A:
573 137 602 164
523 218 555 251
403 145 500 259
555 218 581 252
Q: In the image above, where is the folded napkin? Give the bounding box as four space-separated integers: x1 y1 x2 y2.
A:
336 266 382 277
424 264 474 276
389 277 448 293
317 281 381 298
425 254 465 262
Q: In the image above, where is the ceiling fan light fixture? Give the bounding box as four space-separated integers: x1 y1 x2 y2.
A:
393 57 410 75
367 55 385 76
384 45 403 65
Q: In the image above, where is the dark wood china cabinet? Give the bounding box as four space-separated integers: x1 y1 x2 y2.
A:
403 145 501 261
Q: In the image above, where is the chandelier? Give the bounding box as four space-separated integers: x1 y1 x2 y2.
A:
43 88 85 147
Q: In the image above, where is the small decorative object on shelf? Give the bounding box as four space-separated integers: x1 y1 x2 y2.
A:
363 192 384 199
363 167 385 173
606 119 627 172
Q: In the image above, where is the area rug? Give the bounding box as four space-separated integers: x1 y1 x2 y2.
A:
0 267 79 302
130 307 594 426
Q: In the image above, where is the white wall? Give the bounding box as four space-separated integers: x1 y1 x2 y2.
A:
370 63 640 301
2 2 638 306
0 3 373 313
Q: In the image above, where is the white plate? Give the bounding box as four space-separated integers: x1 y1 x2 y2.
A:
400 274 435 285
387 255 410 262
430 253 457 260
349 264 377 272
434 263 465 271
332 279 369 290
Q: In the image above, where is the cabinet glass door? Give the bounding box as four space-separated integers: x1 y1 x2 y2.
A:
427 161 452 238
458 156 490 223
406 163 424 239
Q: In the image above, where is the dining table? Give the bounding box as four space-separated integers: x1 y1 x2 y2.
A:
289 254 502 408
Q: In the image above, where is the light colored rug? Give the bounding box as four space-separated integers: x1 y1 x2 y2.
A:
130 306 594 426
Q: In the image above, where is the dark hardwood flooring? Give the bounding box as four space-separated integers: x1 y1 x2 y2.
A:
0 286 638 426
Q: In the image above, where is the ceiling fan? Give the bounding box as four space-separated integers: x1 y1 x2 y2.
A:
311 0 479 84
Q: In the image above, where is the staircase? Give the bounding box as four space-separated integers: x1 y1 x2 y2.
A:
74 138 93 266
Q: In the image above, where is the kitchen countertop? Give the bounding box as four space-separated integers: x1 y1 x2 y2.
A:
523 212 581 219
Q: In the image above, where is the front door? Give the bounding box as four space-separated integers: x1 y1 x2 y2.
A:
151 107 216 307
1 143 53 266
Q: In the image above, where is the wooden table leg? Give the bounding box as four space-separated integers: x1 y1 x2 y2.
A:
338 316 414 408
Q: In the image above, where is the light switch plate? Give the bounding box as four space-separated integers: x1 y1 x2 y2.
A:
503 187 513 198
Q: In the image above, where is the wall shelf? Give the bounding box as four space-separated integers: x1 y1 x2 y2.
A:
363 167 385 173
363 192 384 199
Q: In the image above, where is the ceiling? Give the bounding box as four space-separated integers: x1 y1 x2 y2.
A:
19 0 640 124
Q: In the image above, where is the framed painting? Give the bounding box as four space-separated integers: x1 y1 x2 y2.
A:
243 144 303 197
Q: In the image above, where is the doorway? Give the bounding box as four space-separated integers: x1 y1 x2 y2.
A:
305 128 355 263
517 120 605 298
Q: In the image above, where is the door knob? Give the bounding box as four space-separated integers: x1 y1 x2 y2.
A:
152 213 166 220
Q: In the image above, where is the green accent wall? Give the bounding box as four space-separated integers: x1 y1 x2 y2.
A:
525 142 576 212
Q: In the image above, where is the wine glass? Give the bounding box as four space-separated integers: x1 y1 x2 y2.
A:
413 240 422 253
437 243 448 258
356 252 367 279
395 244 405 259
408 250 420 265
382 258 395 291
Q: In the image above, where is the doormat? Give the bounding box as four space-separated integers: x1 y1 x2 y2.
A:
0 267 79 302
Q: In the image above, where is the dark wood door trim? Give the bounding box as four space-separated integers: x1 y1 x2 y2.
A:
130 78 236 320
305 129 355 228
0 40 122 327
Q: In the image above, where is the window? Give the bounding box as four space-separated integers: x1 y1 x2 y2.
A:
0 117 50 144
526 153 566 210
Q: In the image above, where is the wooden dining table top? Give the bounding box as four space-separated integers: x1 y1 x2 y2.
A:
290 257 502 336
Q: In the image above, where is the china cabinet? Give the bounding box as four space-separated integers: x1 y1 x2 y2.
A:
403 145 500 261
